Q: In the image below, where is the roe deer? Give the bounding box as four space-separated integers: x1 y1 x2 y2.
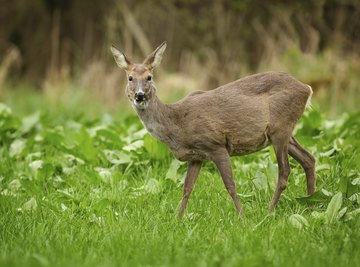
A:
110 42 316 218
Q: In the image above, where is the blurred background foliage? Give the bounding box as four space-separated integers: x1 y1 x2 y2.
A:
0 0 360 115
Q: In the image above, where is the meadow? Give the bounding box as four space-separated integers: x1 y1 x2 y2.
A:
0 87 359 267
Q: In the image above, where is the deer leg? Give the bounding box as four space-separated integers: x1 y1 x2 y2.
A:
212 149 243 215
178 161 202 218
288 136 316 195
269 142 291 212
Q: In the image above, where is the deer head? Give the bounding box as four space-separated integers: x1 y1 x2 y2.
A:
110 42 167 110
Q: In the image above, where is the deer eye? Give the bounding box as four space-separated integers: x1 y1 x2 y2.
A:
128 76 133 81
147 76 152 81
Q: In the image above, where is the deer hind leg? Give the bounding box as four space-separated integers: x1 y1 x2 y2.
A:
178 161 202 218
212 149 243 216
288 136 316 195
269 138 291 212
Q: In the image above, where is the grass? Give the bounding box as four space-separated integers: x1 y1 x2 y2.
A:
0 88 360 267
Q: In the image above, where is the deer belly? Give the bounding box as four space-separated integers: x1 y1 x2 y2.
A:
172 148 209 162
226 128 271 156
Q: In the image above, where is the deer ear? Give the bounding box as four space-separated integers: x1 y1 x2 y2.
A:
110 45 132 70
143 42 167 70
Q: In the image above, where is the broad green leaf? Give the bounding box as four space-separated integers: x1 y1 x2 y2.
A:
0 103 19 132
123 140 144 152
325 192 342 224
41 127 65 146
253 171 268 191
315 164 331 172
337 207 347 220
340 174 360 197
131 128 148 140
104 150 132 165
320 148 337 157
289 214 309 229
339 173 349 195
26 152 43 162
144 179 160 194
9 139 26 157
305 109 323 129
38 163 55 179
89 214 104 225
311 211 326 221
352 178 360 185
95 167 113 184
143 134 169 159
88 125 108 137
136 178 161 194
101 113 113 125
0 103 12 115
23 197 37 211
123 128 148 143
64 154 85 166
264 160 277 186
76 127 98 161
348 177 360 197
18 111 40 135
344 208 360 222
92 127 122 145
349 193 360 204
166 159 182 182
296 189 331 205
57 188 75 199
29 160 43 171
321 189 333 196
61 203 68 211
8 179 21 191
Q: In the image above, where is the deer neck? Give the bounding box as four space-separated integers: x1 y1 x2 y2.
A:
134 95 176 143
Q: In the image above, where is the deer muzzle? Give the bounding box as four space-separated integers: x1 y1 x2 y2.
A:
135 92 145 102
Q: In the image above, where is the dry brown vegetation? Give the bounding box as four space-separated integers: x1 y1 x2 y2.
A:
1 0 360 114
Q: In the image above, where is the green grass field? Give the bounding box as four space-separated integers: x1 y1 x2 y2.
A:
0 90 360 267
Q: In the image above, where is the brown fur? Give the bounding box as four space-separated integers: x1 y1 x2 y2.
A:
111 42 316 218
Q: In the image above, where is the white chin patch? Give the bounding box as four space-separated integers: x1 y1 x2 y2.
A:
133 100 148 110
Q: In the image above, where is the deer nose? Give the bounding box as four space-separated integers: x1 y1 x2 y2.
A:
135 92 145 101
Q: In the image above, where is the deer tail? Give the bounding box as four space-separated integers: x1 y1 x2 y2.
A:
305 85 313 109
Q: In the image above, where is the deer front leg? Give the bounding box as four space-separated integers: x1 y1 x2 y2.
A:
178 161 202 218
212 149 243 216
